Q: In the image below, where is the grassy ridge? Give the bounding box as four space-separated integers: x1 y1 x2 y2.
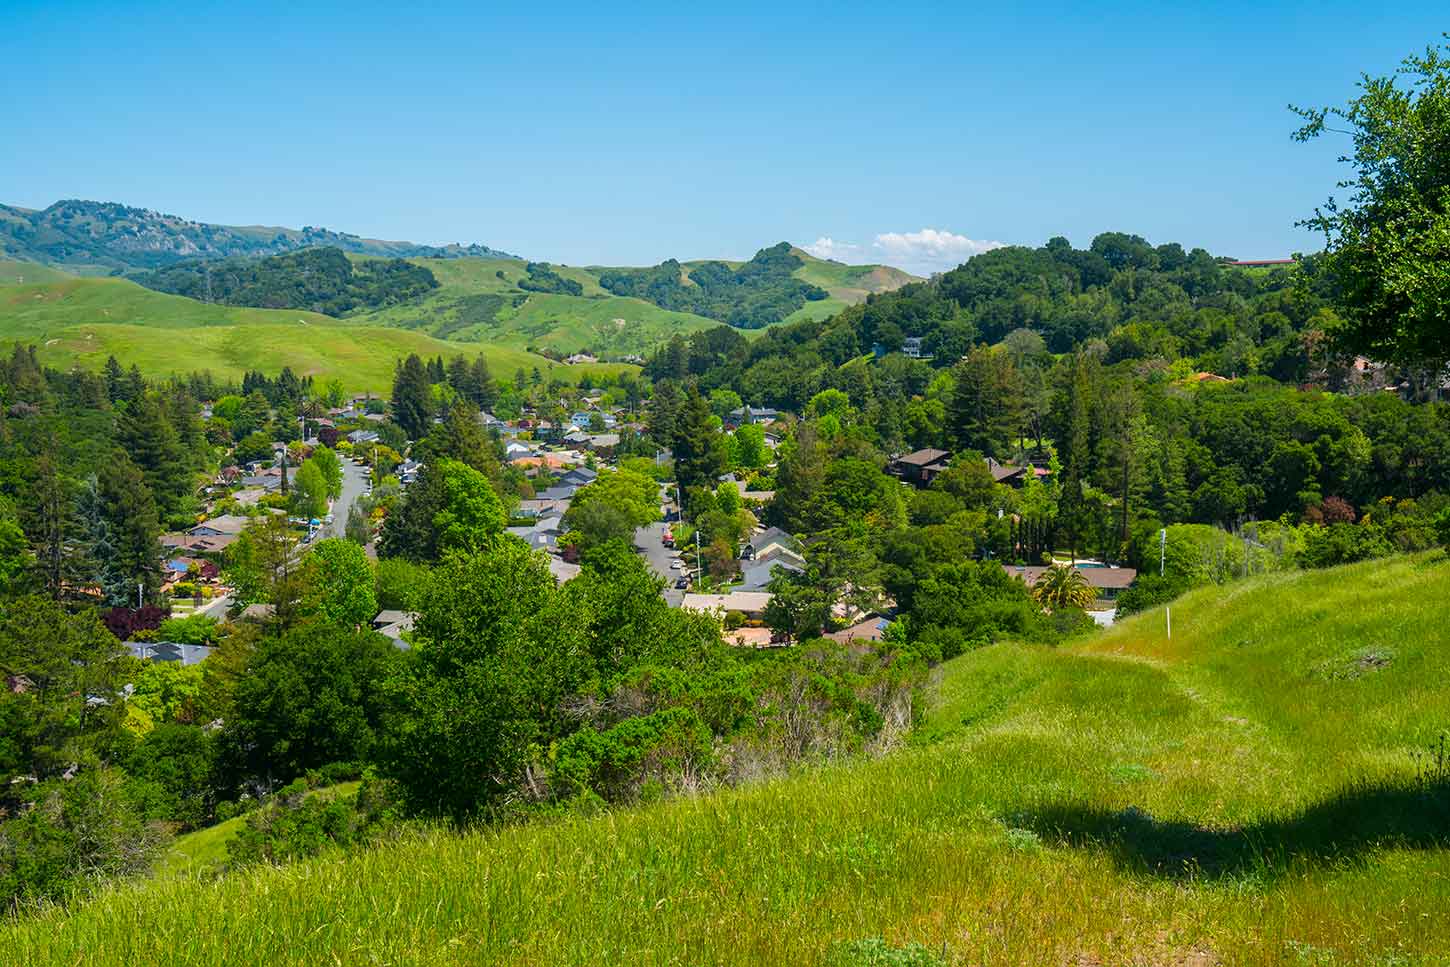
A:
6 554 1448 965
354 256 720 355
0 276 636 391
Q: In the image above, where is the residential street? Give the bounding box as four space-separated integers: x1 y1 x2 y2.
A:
319 458 370 541
635 520 685 606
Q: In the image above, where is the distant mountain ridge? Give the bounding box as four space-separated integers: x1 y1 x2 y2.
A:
0 199 517 274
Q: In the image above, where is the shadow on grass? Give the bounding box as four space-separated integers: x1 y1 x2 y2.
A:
1009 778 1450 880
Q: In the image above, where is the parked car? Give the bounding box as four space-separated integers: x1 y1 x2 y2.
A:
670 559 684 569
674 577 689 589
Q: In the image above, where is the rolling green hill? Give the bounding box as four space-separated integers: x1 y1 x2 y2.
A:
352 255 721 356
6 554 1447 966
0 276 632 391
353 247 920 355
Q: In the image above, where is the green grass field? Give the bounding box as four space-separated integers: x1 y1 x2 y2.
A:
0 276 636 391
354 256 719 356
0 259 74 286
5 553 1447 965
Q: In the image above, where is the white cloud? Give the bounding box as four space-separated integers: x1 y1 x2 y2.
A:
872 228 1006 275
802 236 863 262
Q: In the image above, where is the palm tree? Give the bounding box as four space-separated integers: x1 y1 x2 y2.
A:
1031 563 1095 612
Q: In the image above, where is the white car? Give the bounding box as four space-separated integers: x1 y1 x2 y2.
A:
669 560 684 570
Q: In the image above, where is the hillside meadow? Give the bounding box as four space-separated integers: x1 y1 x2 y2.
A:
5 554 1447 966
0 276 636 391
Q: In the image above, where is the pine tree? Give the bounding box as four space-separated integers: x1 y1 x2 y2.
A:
117 394 190 523
103 356 125 404
471 356 497 410
96 457 162 606
672 385 725 492
391 354 435 440
948 346 1023 459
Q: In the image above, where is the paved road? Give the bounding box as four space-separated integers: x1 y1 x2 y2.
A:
319 458 370 541
635 520 687 606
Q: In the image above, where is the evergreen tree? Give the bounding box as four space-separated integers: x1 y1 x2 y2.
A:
648 378 683 448
672 386 725 492
947 346 1023 459
471 356 497 410
390 354 434 440
96 457 162 606
116 394 190 523
103 356 125 404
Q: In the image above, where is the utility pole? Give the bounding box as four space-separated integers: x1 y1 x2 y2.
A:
137 580 143 610
1160 528 1170 640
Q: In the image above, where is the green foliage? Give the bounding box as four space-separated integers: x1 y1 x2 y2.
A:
303 539 376 629
0 764 165 910
374 557 430 612
156 613 221 646
0 597 127 783
562 468 661 550
551 707 714 800
137 247 439 316
600 243 828 328
127 662 204 728
517 262 584 296
226 627 400 786
309 446 343 499
376 540 591 819
123 724 219 829
290 460 328 520
1294 41 1450 369
226 779 397 868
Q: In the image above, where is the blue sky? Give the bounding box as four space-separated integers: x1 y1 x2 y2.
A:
2 1 1444 273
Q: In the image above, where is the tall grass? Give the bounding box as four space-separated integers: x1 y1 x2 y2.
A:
6 554 1449 965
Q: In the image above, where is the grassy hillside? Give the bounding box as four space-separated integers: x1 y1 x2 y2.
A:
0 276 634 391
357 249 920 354
354 256 718 356
0 259 73 286
779 247 920 324
6 554 1448 966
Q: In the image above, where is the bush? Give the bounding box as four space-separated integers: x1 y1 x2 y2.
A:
1300 522 1392 569
225 777 398 868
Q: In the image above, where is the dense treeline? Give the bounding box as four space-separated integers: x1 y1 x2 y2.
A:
137 247 439 316
644 234 1351 406
517 261 584 296
600 242 828 328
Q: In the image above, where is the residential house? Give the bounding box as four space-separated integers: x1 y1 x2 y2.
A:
188 516 249 538
744 527 805 568
372 609 416 648
738 556 802 591
985 457 1049 488
726 405 779 428
124 641 215 666
517 497 571 519
901 336 933 360
569 410 617 430
548 558 582 583
558 466 598 488
1002 563 1138 601
826 614 891 644
889 448 952 487
680 591 773 621
347 429 380 446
